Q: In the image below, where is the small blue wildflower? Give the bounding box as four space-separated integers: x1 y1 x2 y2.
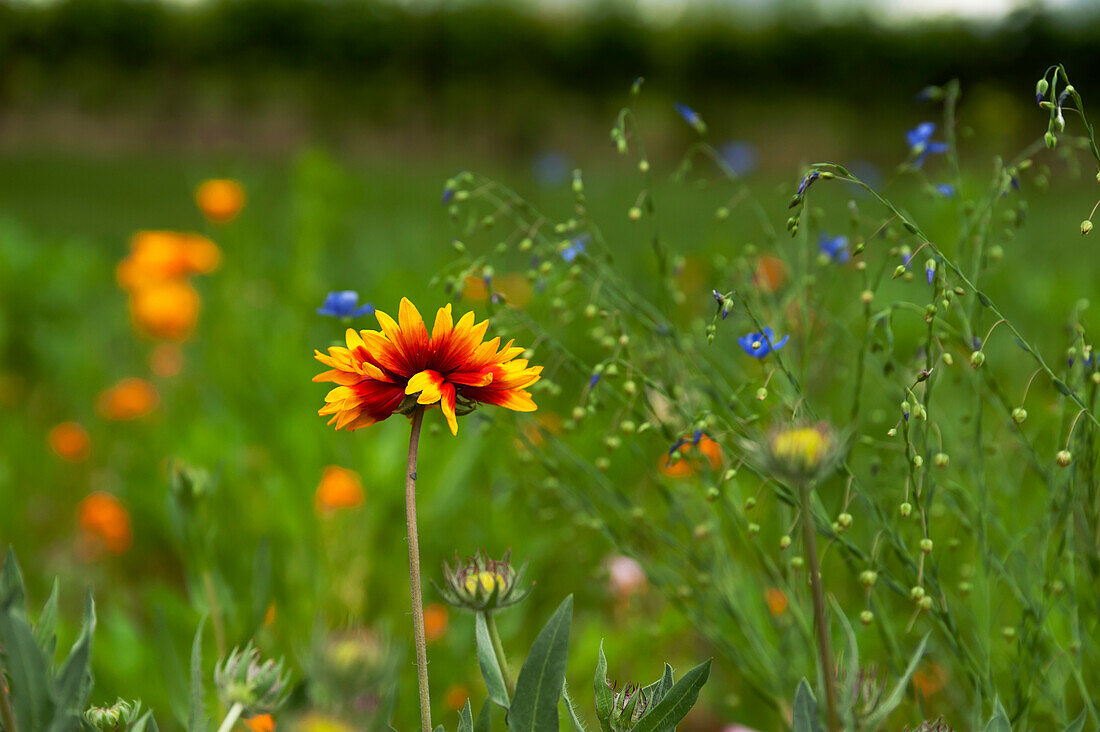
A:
674 102 707 134
561 234 590 263
972 336 982 351
712 289 732 319
317 291 374 319
692 428 703 445
818 233 850 264
532 150 571 190
738 328 790 358
796 170 820 198
906 122 949 168
935 183 955 198
442 187 454 204
719 140 758 176
589 373 601 388
926 261 936 285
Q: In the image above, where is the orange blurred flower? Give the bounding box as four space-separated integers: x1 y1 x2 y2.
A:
912 662 948 699
98 378 159 420
423 603 448 641
129 280 200 341
765 587 788 616
658 435 723 477
78 492 132 554
314 298 541 435
444 684 469 711
463 274 489 302
116 231 221 291
151 343 184 377
263 603 277 628
497 272 533 308
245 714 275 732
195 178 246 224
753 255 787 293
48 421 90 462
315 465 365 512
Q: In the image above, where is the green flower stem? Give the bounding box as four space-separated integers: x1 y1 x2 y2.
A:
202 569 227 660
798 481 839 732
486 612 514 696
404 407 433 732
214 702 244 732
0 661 20 732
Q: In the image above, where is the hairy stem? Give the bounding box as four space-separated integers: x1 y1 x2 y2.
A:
214 702 244 732
405 407 432 732
799 482 839 732
486 612 514 696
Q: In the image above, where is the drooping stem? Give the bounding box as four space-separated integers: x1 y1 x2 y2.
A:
486 612 514 695
214 702 244 732
404 407 432 732
0 662 20 732
799 481 840 732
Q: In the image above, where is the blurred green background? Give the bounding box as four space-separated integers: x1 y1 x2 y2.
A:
2 1 1100 730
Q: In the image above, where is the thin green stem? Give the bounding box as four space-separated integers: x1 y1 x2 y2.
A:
214 702 244 732
404 407 432 732
799 482 839 732
486 612 514 696
202 570 227 660
0 661 19 732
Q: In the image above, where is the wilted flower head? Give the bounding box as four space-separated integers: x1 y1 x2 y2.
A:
318 291 375 319
756 422 841 484
313 298 541 435
738 328 789 358
215 644 291 716
435 549 532 612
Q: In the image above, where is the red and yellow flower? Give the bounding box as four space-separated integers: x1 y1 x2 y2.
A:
313 298 541 435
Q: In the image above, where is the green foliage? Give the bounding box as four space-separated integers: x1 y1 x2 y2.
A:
508 596 573 732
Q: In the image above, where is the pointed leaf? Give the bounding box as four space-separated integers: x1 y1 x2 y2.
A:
508 596 573 732
791 679 822 732
562 680 586 732
864 632 930 727
633 659 711 732
47 593 96 731
189 618 208 732
34 580 59 656
0 602 49 730
475 612 510 709
474 698 493 732
458 700 475 732
640 664 674 711
1062 710 1087 732
828 597 859 729
984 697 1012 732
593 641 613 732
0 547 26 614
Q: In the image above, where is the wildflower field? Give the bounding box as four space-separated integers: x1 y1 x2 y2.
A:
3 8 1100 729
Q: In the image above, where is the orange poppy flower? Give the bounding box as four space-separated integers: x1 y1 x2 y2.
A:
752 255 787 293
129 280 200 341
658 435 723 477
78 492 132 554
423 603 448 641
314 298 541 435
151 343 184 377
315 465 365 512
195 179 246 223
116 231 221 291
48 422 90 462
245 714 275 732
765 587 788 616
98 378 159 420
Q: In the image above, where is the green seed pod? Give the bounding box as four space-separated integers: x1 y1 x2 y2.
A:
628 207 642 221
900 502 912 518
1082 220 1094 236
859 610 874 625
920 538 933 554
918 595 933 611
1057 450 1072 467
909 585 925 602
837 512 853 529
779 535 791 550
934 452 949 468
970 350 985 368
859 570 878 587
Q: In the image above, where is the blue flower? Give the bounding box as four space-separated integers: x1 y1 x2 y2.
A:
738 328 790 358
561 234 590 263
935 183 955 198
719 140 758 176
796 170 820 197
317 291 375 319
674 102 707 134
532 150 571 190
818 233 850 264
906 122 949 168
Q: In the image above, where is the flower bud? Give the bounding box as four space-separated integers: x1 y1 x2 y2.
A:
638 159 650 173
85 700 146 731
779 535 792 550
1082 220 1094 236
837 512 853 529
628 207 642 222
918 595 933 611
859 610 874 625
755 387 768 401
1056 450 1072 467
942 353 954 366
1045 131 1057 149
909 585 925 602
912 455 924 469
1012 407 1028 424
1036 78 1049 99
859 570 878 587
934 452 949 468
744 497 757 510
715 206 730 220
970 351 985 368
790 556 804 571
436 550 533 612
900 502 912 518
747 522 760 536
215 645 291 716
920 538 933 554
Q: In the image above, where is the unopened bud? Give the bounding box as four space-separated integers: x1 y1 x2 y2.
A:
859 570 878 587
779 535 791 550
1012 407 1027 424
1082 220 1094 236
859 610 874 625
837 512 853 529
934 452 949 468
920 538 933 554
970 351 985 368
1057 450 1072 467
900 502 912 518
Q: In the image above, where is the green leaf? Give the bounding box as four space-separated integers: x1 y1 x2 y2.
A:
152 607 189 727
475 612 510 709
458 700 475 732
474 698 493 732
976 291 993 307
0 581 49 731
562 680 587 732
0 547 26 615
47 593 96 732
188 618 207 732
34 579 60 658
508 596 573 732
791 679 822 732
1053 378 1075 397
633 659 711 732
640 664 674 711
434 725 447 732
984 697 1012 732
864 632 930 727
828 597 859 730
593 641 613 732
1062 710 1087 732
250 539 272 631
